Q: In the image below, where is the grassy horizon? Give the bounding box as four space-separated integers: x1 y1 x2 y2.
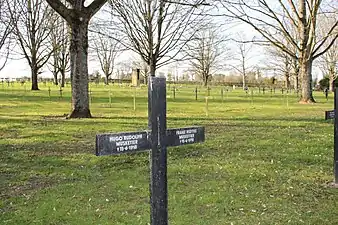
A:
1 82 338 225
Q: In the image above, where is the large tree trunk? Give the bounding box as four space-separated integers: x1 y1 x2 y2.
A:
242 74 246 90
294 75 299 92
329 76 335 92
299 58 315 103
53 71 59 86
284 57 291 89
68 19 91 118
105 74 109 85
285 73 291 89
31 63 39 90
150 60 156 77
204 76 208 87
298 0 315 103
292 58 299 92
60 69 65 88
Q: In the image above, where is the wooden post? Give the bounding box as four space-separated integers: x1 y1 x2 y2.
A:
195 87 198 101
48 87 51 101
286 92 289 109
251 89 254 105
221 88 224 103
109 89 112 108
59 87 63 99
173 86 175 100
133 87 136 111
205 97 208 117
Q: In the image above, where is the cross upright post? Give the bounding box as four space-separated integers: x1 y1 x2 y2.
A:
149 77 168 225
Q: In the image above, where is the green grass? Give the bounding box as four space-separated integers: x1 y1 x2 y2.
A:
1 82 338 225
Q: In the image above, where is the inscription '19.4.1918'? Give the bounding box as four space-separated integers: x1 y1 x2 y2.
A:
176 128 197 144
166 127 204 147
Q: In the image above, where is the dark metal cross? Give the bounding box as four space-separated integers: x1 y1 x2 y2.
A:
95 77 205 225
324 89 338 185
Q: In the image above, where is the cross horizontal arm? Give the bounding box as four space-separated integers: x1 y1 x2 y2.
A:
96 126 205 156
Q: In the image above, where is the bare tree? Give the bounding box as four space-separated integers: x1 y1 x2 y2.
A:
220 0 338 103
320 45 338 92
48 11 70 87
131 58 150 84
93 33 121 85
185 26 226 86
116 60 133 81
264 46 293 89
317 15 338 92
230 33 254 90
106 0 208 77
7 0 54 90
0 2 13 71
46 0 107 118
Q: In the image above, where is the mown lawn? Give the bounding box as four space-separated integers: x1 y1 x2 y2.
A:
1 82 337 225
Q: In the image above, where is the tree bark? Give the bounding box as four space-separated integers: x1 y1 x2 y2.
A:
46 0 107 118
242 73 246 90
68 18 91 118
105 75 109 85
299 58 315 103
60 69 65 87
330 78 335 92
150 61 156 77
53 71 59 86
31 66 39 90
285 73 291 89
31 58 39 90
204 75 208 87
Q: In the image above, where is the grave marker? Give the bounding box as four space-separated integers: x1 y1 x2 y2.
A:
326 89 338 185
195 87 198 101
251 89 254 105
324 88 329 101
48 87 51 100
334 88 338 184
109 89 112 108
59 87 63 99
95 77 205 224
325 110 335 120
133 87 136 111
221 88 224 103
205 97 209 117
172 86 176 99
131 68 140 87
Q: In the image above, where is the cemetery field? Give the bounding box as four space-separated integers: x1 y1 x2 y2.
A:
1 82 338 225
